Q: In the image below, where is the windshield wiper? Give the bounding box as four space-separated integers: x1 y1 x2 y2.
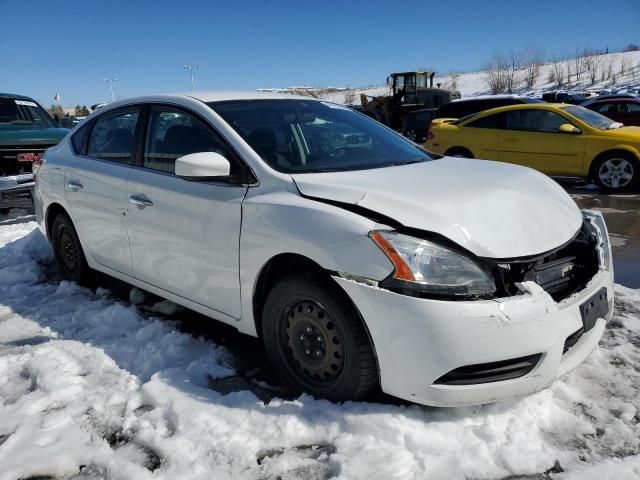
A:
389 158 425 166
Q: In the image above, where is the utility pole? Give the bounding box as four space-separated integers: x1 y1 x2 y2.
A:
183 65 199 91
102 78 118 102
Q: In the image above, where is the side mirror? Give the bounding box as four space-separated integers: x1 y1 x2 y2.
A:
558 123 581 134
175 152 230 180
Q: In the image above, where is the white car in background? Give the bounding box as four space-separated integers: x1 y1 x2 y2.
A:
35 91 614 406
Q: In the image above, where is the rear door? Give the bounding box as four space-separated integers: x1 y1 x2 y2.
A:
457 111 506 160
497 109 586 175
65 106 140 276
125 105 248 318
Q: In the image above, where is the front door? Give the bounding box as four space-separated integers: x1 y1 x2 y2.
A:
65 106 140 276
497 109 586 176
125 105 247 319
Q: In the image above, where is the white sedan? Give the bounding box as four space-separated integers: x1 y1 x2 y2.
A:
34 91 614 406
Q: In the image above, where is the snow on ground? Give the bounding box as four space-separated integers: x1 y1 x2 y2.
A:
0 217 639 480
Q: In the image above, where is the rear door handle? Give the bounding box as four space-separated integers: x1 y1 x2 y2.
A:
128 194 153 208
67 180 83 191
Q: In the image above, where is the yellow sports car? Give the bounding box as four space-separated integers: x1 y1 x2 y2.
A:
425 103 640 192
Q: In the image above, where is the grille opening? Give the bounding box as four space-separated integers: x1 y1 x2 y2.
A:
491 220 600 302
563 328 584 355
0 144 53 176
434 353 542 386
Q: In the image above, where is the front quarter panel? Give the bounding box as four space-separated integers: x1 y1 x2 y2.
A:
238 187 394 336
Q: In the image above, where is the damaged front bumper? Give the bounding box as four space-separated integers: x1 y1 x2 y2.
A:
334 267 614 407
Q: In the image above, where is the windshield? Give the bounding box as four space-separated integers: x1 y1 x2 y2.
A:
561 105 618 130
0 97 56 128
209 99 432 173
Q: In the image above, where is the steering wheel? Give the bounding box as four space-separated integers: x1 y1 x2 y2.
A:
327 146 349 157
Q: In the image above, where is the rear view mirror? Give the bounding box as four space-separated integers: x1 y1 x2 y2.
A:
175 152 230 180
558 123 581 134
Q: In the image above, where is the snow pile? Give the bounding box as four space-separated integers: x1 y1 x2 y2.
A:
0 218 639 480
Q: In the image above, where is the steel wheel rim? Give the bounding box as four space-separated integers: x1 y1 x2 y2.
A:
407 130 417 141
598 158 634 188
59 228 78 273
282 300 345 386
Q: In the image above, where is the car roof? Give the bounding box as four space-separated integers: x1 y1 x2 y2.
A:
0 92 37 101
455 103 571 124
186 90 314 102
450 95 541 103
581 94 640 106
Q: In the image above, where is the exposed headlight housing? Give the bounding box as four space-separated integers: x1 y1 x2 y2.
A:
582 210 613 272
370 231 496 297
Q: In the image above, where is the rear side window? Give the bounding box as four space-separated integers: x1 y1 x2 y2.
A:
465 112 507 129
71 122 92 154
142 107 231 174
87 108 140 164
627 102 640 112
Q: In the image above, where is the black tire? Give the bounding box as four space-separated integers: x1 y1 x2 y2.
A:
51 213 94 286
0 208 10 215
591 152 639 193
262 276 378 402
445 147 473 158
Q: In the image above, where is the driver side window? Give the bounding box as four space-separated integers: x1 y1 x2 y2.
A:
143 107 231 174
505 109 568 133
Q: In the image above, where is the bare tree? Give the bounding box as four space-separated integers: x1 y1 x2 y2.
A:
449 72 460 91
483 53 509 94
602 55 614 80
584 51 603 84
548 54 567 86
619 52 630 76
521 48 543 88
344 88 356 105
572 47 588 82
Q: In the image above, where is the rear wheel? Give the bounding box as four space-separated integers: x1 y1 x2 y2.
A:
51 213 93 286
406 129 417 142
262 276 378 402
592 153 639 192
444 147 473 158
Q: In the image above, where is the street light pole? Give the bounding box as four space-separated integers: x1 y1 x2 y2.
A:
183 65 199 91
102 78 118 102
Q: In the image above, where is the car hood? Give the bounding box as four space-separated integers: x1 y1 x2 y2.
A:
291 158 582 259
0 126 68 145
601 125 640 141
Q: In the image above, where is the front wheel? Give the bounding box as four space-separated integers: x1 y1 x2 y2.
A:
592 153 639 192
262 276 378 402
51 213 94 286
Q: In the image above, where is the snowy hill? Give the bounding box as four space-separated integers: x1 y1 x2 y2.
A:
313 50 640 104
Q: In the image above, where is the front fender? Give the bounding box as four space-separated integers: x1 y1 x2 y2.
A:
237 189 394 336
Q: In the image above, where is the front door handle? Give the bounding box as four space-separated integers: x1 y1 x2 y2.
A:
128 194 153 208
67 180 83 191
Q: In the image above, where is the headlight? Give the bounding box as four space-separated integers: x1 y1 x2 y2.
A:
370 231 496 296
582 210 612 272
